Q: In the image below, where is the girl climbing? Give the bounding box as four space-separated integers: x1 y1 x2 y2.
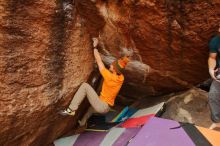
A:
60 38 129 126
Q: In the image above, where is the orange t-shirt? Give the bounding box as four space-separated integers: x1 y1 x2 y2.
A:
100 68 124 106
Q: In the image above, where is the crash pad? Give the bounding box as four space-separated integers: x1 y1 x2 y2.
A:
113 128 141 146
86 122 119 132
99 128 125 146
105 110 119 123
117 108 138 122
127 117 195 146
88 114 106 124
120 114 155 128
87 108 129 124
112 106 129 122
197 126 220 146
120 102 165 128
73 131 107 146
54 135 79 146
131 102 165 118
180 123 212 146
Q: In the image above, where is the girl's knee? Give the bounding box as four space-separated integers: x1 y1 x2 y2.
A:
97 107 110 114
81 82 90 88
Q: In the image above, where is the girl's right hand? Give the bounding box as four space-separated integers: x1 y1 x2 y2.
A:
92 38 98 47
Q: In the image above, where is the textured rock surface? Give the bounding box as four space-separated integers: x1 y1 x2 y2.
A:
162 88 212 128
1 0 220 145
95 0 220 98
134 88 212 128
0 1 96 146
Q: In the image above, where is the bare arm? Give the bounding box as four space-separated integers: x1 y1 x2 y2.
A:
208 53 217 80
94 49 105 72
92 38 106 72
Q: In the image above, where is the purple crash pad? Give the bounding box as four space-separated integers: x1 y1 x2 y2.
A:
113 128 141 146
128 117 196 146
73 131 107 146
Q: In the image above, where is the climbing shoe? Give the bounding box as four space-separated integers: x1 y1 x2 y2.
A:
73 125 87 134
73 121 87 134
59 108 75 116
78 120 87 127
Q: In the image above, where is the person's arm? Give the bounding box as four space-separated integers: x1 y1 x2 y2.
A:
92 38 106 72
94 49 105 72
208 53 217 80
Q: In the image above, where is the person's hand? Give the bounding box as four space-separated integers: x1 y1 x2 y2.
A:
209 68 217 80
209 68 220 82
92 38 99 48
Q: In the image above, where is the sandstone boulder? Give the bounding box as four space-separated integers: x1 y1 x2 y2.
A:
0 0 220 145
95 0 220 98
162 88 212 128
0 1 96 145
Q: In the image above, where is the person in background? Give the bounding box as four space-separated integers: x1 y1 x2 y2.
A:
208 24 220 130
60 38 129 127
